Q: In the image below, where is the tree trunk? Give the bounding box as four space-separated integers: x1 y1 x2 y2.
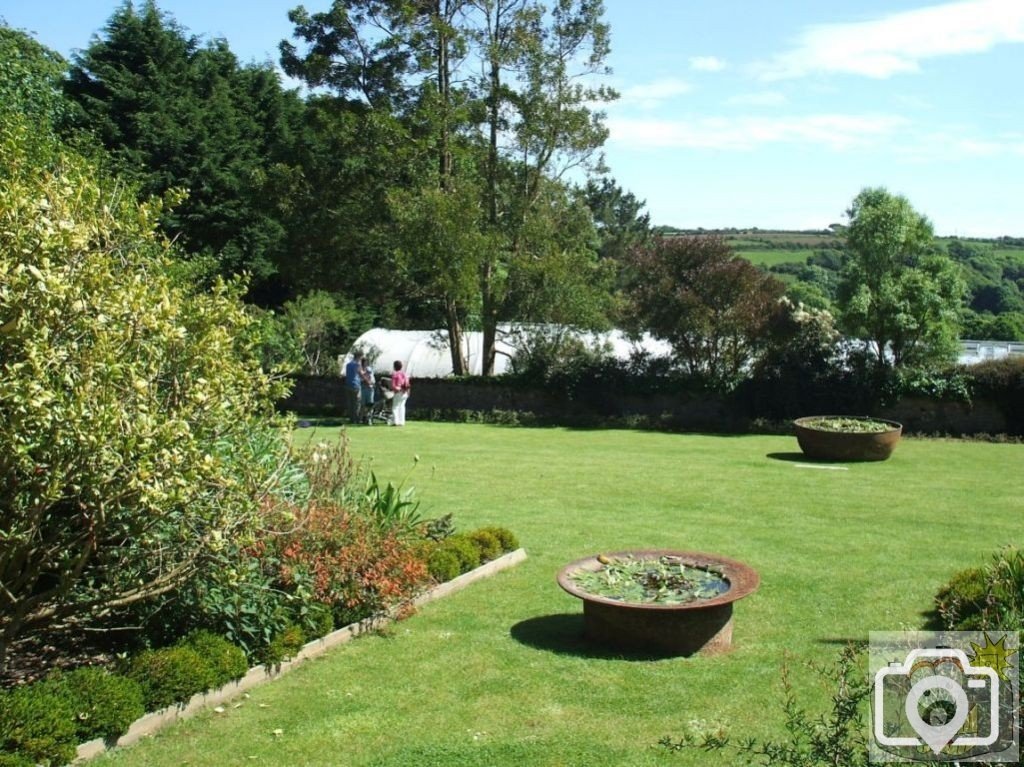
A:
481 25 502 376
445 298 469 375
481 263 498 376
437 0 453 190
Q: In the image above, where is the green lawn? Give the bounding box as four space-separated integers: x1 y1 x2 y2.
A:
95 425 1023 767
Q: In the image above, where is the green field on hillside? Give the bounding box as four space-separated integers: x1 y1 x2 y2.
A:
733 249 810 267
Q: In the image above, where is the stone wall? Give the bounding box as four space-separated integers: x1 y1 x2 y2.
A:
879 396 1008 436
278 375 1013 436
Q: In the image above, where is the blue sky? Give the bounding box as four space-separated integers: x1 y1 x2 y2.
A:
3 0 1022 236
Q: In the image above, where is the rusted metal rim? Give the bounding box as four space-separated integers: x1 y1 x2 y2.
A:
557 549 760 612
793 416 903 462
793 415 902 434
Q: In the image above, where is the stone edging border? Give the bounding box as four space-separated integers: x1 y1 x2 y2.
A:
74 547 528 762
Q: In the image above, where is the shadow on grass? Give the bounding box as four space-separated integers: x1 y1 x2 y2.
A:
766 452 855 466
509 614 682 661
765 451 809 462
920 608 946 631
815 637 869 648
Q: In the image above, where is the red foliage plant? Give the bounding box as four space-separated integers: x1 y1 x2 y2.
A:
624 235 785 388
271 501 428 617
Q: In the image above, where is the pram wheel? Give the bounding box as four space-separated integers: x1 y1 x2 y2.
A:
365 383 395 426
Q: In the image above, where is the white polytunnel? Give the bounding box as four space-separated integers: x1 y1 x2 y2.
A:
341 326 674 379
341 328 516 378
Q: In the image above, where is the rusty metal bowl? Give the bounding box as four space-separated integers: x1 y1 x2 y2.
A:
557 550 760 656
794 416 903 462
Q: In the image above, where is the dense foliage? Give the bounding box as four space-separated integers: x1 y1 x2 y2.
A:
38 0 626 363
282 0 620 373
623 235 786 389
744 230 1024 342
50 666 145 742
934 547 1024 631
0 27 68 138
0 419 507 762
126 641 222 710
0 679 77 766
837 187 966 370
63 1 305 294
0 105 289 669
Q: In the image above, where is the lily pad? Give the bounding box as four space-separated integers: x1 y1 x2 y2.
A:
570 555 730 605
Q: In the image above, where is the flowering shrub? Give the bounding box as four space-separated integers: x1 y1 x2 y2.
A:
124 436 428 661
272 501 428 625
0 110 289 670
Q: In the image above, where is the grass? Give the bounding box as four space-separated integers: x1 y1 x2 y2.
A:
734 249 810 267
992 247 1024 264
725 232 836 248
94 424 1023 767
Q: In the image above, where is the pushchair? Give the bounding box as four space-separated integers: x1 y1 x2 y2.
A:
366 375 394 426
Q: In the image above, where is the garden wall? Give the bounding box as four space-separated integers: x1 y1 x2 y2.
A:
878 397 1009 436
278 376 1015 436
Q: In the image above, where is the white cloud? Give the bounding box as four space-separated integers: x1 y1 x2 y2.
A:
689 56 726 72
616 78 692 110
607 114 909 151
726 91 789 107
901 130 1024 159
758 0 1024 80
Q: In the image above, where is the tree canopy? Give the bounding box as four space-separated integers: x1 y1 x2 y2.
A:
623 235 786 389
836 187 966 369
0 102 287 667
64 1 305 294
281 0 618 373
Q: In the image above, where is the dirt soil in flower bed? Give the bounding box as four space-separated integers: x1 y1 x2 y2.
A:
1 630 121 687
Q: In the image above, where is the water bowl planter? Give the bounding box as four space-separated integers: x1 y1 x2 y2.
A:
793 415 903 462
556 550 760 656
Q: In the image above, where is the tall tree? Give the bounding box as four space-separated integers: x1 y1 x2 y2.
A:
270 98 419 305
582 176 652 263
65 1 304 294
0 25 68 135
474 0 616 373
502 177 615 328
283 0 617 374
283 0 478 371
388 180 491 369
836 188 966 369
409 0 476 372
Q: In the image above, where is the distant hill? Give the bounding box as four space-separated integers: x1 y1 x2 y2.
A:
649 229 1024 342
654 227 1024 250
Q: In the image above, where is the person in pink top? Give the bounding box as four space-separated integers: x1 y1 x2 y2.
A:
390 360 411 426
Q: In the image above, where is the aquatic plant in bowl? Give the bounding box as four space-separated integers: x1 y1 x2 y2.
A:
569 554 730 605
557 550 760 656
793 415 903 462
